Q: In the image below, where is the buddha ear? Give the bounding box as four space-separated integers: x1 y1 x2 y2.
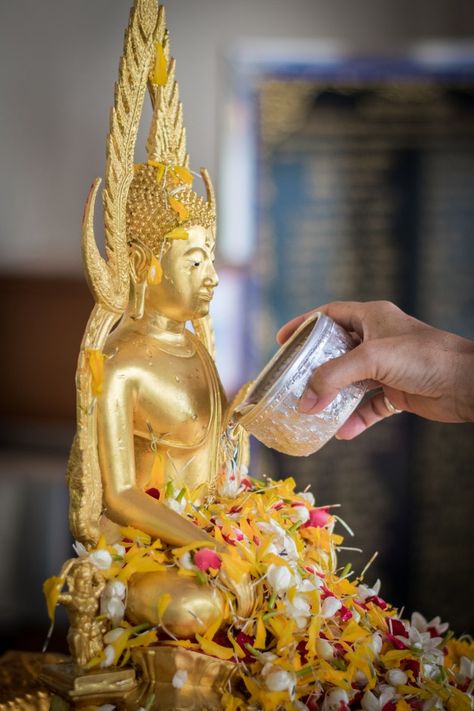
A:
128 241 153 320
129 240 151 284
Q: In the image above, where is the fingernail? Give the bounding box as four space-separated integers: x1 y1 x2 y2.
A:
298 388 319 413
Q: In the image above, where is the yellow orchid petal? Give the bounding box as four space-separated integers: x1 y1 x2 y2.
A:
254 615 266 650
43 575 65 620
152 42 168 86
86 349 105 396
157 592 172 621
306 615 320 657
172 540 217 557
127 630 158 648
203 614 223 642
168 196 189 221
164 226 189 241
118 556 167 582
195 633 234 660
171 166 193 185
227 631 246 659
119 527 151 546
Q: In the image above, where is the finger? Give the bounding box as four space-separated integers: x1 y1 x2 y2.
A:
316 301 367 338
335 391 402 440
298 342 377 414
277 301 368 346
276 310 316 345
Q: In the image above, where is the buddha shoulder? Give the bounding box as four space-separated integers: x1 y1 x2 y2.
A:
100 326 214 395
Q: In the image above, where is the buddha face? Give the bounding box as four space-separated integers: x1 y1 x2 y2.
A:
148 224 218 322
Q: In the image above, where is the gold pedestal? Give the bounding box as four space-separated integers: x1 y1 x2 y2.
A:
39 646 242 710
40 661 137 708
130 646 240 710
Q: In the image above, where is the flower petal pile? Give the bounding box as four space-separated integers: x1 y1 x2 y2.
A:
45 477 474 710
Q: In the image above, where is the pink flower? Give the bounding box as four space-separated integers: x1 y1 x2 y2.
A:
339 605 353 622
303 507 330 528
194 548 222 572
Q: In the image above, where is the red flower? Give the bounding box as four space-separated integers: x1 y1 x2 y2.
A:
339 605 353 623
145 487 160 500
387 618 408 637
303 508 330 528
367 595 387 610
194 548 222 571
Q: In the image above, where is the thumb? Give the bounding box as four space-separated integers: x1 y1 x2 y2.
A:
299 342 375 414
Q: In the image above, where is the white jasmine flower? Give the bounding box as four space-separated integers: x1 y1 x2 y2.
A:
258 520 298 560
165 497 187 514
357 579 381 601
289 505 310 524
386 668 408 686
89 549 113 570
315 638 333 660
298 491 315 506
267 564 295 594
179 551 195 570
354 670 368 687
172 669 188 689
106 580 126 599
361 691 380 711
297 578 318 593
113 543 126 557
352 608 361 623
73 541 88 558
459 656 474 679
218 476 242 498
103 627 126 644
411 612 449 637
369 633 383 656
405 627 443 660
100 644 115 668
322 689 349 711
321 596 342 618
102 597 125 625
100 580 127 624
264 669 296 693
284 595 311 629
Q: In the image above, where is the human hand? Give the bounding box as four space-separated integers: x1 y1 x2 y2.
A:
277 301 474 440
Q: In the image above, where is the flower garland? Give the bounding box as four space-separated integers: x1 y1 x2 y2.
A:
45 477 474 710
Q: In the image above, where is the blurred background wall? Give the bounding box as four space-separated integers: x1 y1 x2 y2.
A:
0 0 473 653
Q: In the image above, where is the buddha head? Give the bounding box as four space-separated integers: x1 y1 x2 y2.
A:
125 162 218 321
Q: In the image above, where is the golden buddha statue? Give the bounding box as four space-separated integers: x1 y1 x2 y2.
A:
43 2 473 709
66 0 252 643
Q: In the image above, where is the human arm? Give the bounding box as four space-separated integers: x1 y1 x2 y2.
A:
277 300 474 440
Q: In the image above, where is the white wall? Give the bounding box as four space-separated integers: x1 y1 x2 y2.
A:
0 0 473 272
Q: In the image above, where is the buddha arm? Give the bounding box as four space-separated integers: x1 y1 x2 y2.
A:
97 369 216 548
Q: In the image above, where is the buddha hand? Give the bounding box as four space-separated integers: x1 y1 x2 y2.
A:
221 570 255 620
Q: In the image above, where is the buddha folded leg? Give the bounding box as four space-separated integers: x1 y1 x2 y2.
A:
126 568 226 638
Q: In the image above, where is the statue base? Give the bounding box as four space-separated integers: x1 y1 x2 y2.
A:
131 645 239 709
40 660 137 707
39 646 242 710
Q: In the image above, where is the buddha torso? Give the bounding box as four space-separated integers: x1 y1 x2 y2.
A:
96 315 225 538
100 324 222 498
